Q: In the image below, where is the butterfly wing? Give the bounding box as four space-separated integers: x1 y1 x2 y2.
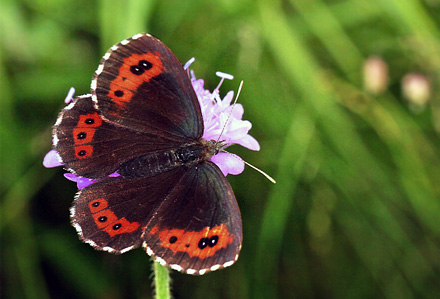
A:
143 162 242 275
54 95 186 178
71 162 242 274
71 167 187 252
92 33 203 139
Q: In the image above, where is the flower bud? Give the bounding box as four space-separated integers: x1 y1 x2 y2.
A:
402 73 431 113
363 56 389 94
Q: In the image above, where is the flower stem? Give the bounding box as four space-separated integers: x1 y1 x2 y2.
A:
153 261 171 299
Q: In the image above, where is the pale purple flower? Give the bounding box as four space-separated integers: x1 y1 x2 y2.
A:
64 87 75 104
44 64 259 186
43 149 63 168
63 173 97 189
189 68 260 176
43 88 96 189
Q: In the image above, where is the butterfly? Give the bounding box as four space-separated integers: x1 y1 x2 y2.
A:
52 33 244 275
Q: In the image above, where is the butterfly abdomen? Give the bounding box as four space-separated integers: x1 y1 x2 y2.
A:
118 140 215 178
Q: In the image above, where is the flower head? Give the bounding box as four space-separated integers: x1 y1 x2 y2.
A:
44 63 259 187
188 67 259 175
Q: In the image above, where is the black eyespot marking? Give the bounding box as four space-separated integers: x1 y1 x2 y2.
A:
114 90 124 97
113 223 121 230
98 216 107 222
122 77 126 81
169 236 178 244
130 60 153 75
78 150 86 156
77 132 87 139
198 238 209 250
85 118 94 125
139 60 152 70
185 244 190 248
209 235 219 247
92 202 100 207
130 65 144 75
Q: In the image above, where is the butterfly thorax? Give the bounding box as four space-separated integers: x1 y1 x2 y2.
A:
118 139 225 178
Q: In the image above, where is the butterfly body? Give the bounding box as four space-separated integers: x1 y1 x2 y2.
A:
53 33 243 275
118 139 224 178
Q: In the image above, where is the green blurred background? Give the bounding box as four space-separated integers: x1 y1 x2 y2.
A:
1 0 440 298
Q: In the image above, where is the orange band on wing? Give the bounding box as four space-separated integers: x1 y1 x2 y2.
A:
107 52 164 106
73 128 96 145
77 113 103 128
74 145 93 159
73 112 103 158
89 198 140 237
150 224 234 259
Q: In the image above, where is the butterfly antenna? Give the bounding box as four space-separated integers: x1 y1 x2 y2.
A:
221 150 276 184
214 79 275 183
216 80 244 143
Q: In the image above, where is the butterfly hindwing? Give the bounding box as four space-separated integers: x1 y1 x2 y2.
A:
71 167 188 252
71 161 242 274
142 162 242 275
92 33 203 139
54 95 184 178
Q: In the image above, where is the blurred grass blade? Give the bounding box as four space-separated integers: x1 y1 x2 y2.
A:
98 0 155 51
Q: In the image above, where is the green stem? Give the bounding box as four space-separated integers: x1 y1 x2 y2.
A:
153 261 171 299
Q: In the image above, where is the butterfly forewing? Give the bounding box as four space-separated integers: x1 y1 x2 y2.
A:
92 33 203 139
54 95 185 178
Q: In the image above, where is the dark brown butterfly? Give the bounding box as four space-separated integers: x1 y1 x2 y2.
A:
53 33 243 275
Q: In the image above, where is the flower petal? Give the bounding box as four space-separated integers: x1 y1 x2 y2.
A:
211 153 245 176
64 87 75 104
64 173 96 189
235 134 260 151
43 150 63 168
